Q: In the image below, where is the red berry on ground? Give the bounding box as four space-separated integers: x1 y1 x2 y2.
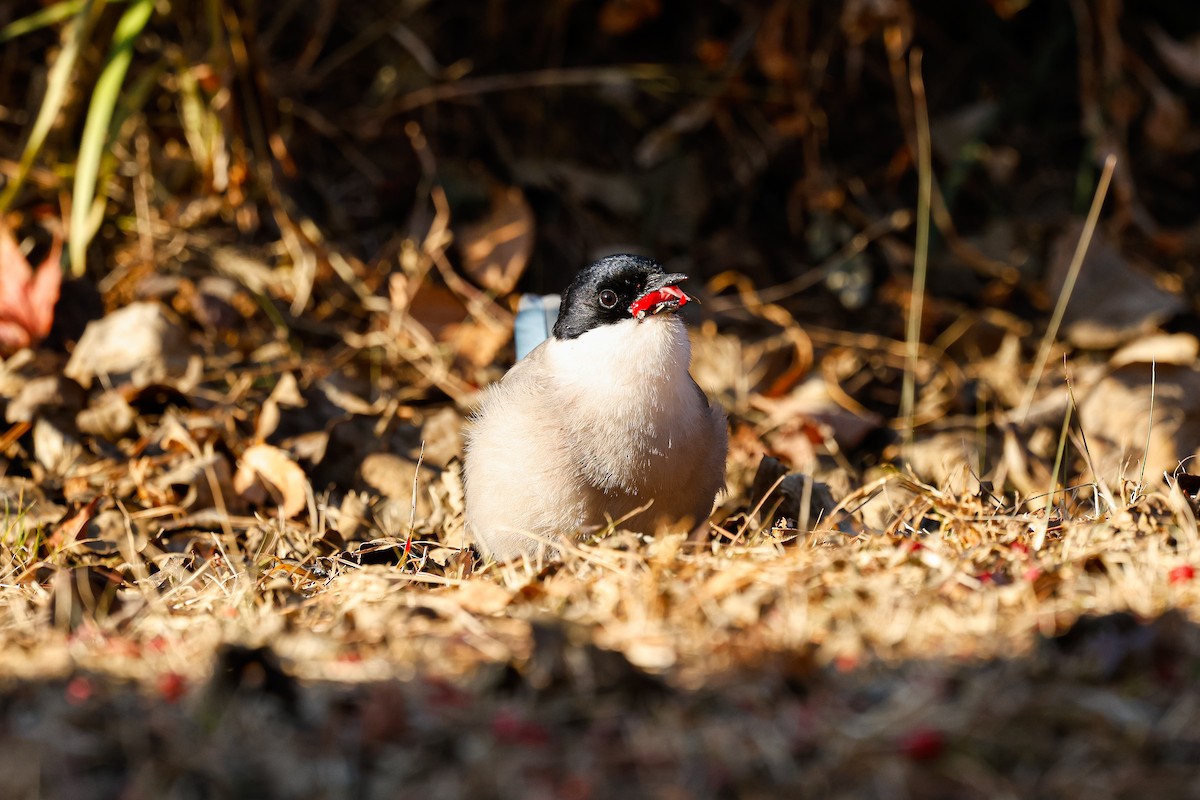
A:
1169 565 1195 584
66 676 93 705
158 672 186 703
900 727 945 761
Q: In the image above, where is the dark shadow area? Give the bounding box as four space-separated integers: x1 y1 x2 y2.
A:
1 611 1197 799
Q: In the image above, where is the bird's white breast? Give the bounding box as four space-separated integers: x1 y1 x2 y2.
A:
543 315 690 389
541 316 703 493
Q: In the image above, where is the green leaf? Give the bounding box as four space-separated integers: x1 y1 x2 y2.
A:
0 0 104 214
0 0 85 44
68 0 154 276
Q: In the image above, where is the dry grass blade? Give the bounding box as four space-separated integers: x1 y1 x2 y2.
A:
380 64 673 116
900 49 932 453
1034 385 1073 551
1135 361 1156 501
1017 153 1117 422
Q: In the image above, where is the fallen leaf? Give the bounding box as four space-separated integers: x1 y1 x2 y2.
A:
1047 225 1185 348
1110 333 1199 368
33 416 84 478
1078 364 1200 482
46 496 103 552
5 375 87 423
64 302 193 389
599 0 662 35
753 375 883 466
448 580 511 615
457 185 534 295
443 318 511 368
397 280 511 368
76 391 137 440
255 372 306 441
0 476 65 528
0 220 62 355
234 443 309 518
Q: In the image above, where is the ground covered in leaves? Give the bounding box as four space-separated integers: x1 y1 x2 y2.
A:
4 1 1200 797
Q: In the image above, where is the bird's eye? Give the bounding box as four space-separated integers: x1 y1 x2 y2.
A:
598 289 619 309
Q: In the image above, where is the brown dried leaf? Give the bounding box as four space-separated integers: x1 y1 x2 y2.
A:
6 375 87 423
444 319 511 368
754 375 883 455
1110 333 1199 368
458 186 534 296
45 496 103 552
1078 365 1200 481
64 302 193 389
449 580 512 615
0 220 62 355
234 444 309 518
598 0 661 35
404 282 469 336
256 372 306 441
402 281 510 368
1047 225 1184 349
76 391 137 440
32 417 84 478
0 476 64 528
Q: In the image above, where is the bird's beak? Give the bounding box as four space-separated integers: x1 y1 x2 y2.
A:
629 274 690 319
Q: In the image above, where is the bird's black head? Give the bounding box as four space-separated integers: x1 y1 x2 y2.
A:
552 255 689 340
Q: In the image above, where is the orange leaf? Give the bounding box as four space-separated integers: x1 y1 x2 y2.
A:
0 220 62 354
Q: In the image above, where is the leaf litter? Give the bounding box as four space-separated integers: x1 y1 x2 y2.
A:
3 1 1200 797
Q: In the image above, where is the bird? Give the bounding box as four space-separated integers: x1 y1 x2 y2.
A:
464 254 728 561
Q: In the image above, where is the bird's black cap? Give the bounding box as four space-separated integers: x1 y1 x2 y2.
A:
552 254 688 340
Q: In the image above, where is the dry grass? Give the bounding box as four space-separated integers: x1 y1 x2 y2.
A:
2 392 1200 797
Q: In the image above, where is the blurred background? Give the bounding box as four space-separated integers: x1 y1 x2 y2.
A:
4 0 1198 355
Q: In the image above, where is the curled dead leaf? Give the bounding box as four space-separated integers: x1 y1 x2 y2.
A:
1110 333 1199 368
233 443 310 518
255 372 306 441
